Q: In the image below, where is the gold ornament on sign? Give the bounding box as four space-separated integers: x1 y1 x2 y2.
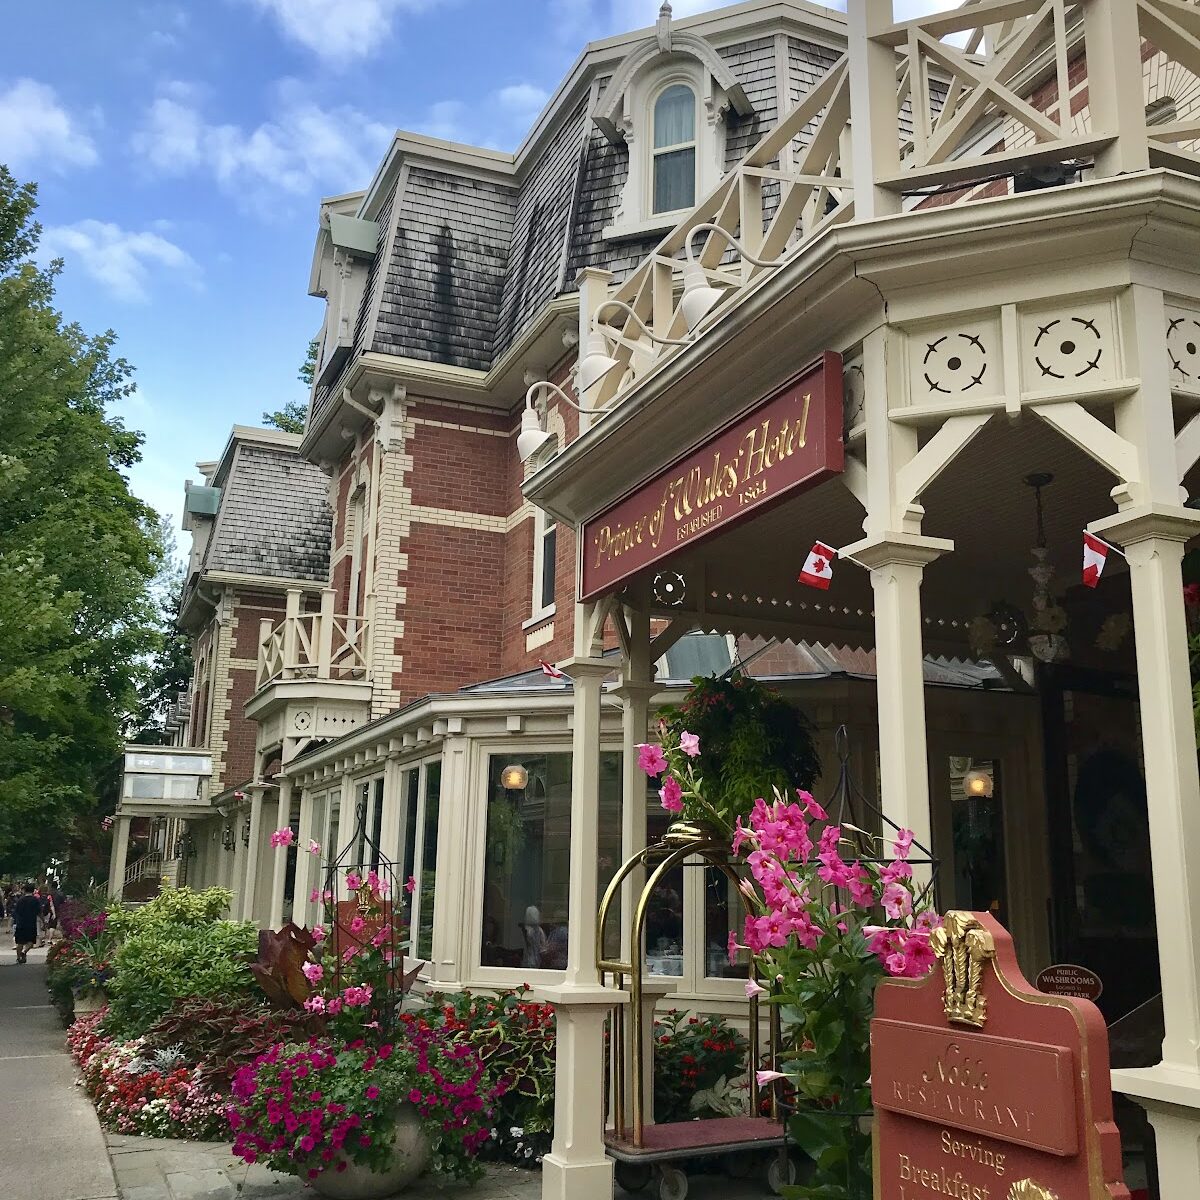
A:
930 911 996 1028
1007 1180 1059 1200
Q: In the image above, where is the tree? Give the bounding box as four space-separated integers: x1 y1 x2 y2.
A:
130 518 192 744
0 166 163 871
261 399 306 434
261 339 319 434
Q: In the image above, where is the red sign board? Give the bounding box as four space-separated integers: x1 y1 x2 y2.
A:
871 912 1128 1200
1036 963 1104 1003
579 352 843 601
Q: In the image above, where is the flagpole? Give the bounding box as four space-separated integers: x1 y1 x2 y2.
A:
1086 530 1127 559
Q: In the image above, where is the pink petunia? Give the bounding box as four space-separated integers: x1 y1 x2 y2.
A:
678 731 700 758
659 775 684 814
635 743 668 776
881 882 912 921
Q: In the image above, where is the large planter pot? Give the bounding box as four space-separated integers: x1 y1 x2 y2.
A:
312 1106 432 1200
72 989 106 1017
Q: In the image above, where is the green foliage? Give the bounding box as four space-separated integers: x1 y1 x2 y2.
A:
105 885 232 936
105 918 258 1038
661 674 820 834
0 166 163 870
652 1008 749 1124
298 337 318 387
261 399 307 435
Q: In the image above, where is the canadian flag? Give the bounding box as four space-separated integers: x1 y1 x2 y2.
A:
1082 533 1109 589
798 541 837 590
539 660 572 681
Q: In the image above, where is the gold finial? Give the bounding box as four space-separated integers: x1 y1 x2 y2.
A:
1007 1180 1059 1200
930 911 996 1028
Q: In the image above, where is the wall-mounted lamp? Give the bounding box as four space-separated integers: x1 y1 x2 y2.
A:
501 763 529 791
517 381 598 463
242 817 252 846
222 825 235 851
962 767 995 800
679 222 784 332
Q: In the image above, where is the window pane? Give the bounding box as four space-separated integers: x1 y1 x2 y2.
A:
540 525 557 610
481 752 622 969
370 777 384 873
417 762 441 960
654 84 695 148
946 758 1007 926
644 805 684 976
401 770 420 952
653 148 696 214
703 865 750 979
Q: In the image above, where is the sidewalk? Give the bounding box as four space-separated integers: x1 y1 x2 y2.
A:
0 939 119 1200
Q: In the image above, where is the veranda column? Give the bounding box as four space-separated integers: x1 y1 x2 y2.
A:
292 786 317 928
108 815 132 900
846 0 901 221
230 804 248 911
1098 508 1200 1194
240 786 265 922
538 648 621 1200
268 780 292 929
842 535 950 862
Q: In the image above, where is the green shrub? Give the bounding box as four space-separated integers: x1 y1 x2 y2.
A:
106 886 233 937
105 919 257 1038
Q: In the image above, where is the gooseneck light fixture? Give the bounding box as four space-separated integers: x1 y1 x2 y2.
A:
576 298 692 396
679 222 784 332
517 381 596 463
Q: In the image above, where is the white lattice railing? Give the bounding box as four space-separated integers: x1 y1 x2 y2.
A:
256 588 374 689
584 0 1200 410
587 54 853 410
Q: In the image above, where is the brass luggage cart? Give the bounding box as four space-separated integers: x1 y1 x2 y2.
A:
596 821 796 1200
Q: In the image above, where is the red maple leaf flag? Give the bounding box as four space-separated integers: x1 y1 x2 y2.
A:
798 541 837 590
1082 532 1109 589
539 660 571 681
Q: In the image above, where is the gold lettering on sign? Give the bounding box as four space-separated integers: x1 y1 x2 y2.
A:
931 911 997 1028
588 392 811 572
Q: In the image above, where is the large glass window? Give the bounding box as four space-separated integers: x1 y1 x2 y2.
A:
480 752 622 970
395 758 441 960
652 84 697 213
417 762 440 959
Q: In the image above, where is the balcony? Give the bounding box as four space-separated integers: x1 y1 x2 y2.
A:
257 588 374 688
248 588 375 763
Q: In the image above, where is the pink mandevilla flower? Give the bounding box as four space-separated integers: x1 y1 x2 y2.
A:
659 775 684 814
893 828 915 860
678 731 701 757
345 870 362 891
307 840 321 856
301 962 323 984
797 789 827 821
311 925 326 942
745 978 767 999
881 882 912 921
635 743 668 776
269 827 294 848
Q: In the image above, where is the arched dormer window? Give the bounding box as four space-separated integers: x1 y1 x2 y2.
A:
652 83 697 213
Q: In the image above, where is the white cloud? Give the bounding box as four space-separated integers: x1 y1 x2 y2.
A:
242 0 437 66
497 83 551 121
0 79 98 174
414 100 471 143
40 220 200 303
131 81 391 201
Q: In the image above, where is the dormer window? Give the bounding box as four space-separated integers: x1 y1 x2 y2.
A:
652 83 697 213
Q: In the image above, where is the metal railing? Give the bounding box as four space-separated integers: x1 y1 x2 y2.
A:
256 588 374 689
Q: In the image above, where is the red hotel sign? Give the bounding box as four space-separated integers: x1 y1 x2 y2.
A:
580 352 844 601
871 912 1128 1200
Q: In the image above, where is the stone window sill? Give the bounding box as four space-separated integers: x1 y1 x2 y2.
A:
522 605 556 631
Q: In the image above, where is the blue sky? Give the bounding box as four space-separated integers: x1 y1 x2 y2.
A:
1 0 951 545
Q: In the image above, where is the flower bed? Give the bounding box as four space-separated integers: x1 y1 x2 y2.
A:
68 1011 227 1139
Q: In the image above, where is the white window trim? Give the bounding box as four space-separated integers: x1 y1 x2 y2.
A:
604 61 728 241
529 503 557 626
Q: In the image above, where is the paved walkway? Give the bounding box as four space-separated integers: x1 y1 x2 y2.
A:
0 939 118 1200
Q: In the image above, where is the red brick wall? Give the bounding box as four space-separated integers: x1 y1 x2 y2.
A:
224 665 258 788
232 592 287 658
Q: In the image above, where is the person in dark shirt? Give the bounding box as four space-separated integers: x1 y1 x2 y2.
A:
13 882 40 964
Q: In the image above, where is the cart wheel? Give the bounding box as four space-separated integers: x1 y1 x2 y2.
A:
657 1165 689 1200
767 1154 797 1195
615 1162 653 1193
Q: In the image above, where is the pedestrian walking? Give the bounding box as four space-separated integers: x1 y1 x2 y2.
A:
12 882 40 964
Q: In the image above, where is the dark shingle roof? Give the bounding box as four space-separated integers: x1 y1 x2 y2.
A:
342 28 846 375
207 439 331 582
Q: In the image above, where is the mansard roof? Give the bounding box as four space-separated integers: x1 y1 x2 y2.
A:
182 427 331 617
306 0 848 437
